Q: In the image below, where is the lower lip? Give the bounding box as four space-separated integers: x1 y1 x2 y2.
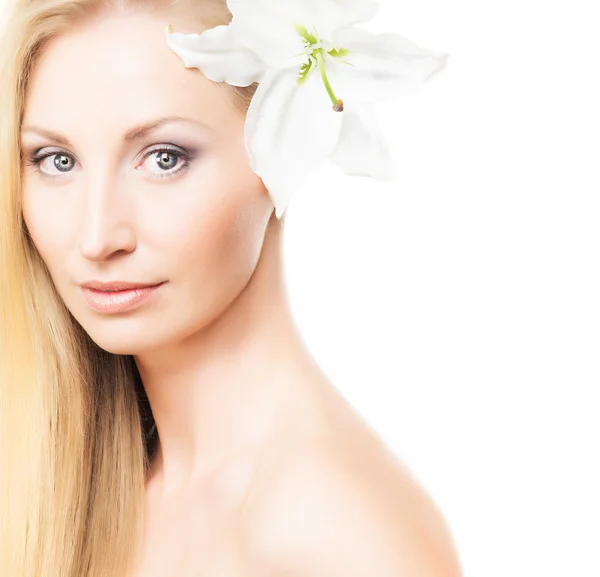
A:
81 283 165 314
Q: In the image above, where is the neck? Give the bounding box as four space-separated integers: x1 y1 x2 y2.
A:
135 211 323 498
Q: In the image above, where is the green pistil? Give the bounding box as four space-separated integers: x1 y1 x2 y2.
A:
295 24 347 112
314 50 343 111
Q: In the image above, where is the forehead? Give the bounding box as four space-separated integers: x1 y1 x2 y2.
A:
22 13 228 134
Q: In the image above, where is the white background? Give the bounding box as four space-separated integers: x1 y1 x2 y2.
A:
285 1 600 576
3 0 599 576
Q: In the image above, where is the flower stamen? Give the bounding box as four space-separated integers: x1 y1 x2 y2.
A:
314 50 344 111
295 23 345 112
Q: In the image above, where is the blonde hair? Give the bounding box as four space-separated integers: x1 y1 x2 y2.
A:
0 1 258 576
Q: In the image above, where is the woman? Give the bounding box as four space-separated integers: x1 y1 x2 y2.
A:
0 0 460 576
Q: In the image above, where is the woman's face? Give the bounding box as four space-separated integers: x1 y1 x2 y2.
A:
20 13 273 354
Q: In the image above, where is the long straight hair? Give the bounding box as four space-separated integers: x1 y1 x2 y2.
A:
0 1 257 575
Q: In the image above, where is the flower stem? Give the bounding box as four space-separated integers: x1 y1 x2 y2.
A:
314 50 344 112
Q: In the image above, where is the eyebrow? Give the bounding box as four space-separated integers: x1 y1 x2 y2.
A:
20 115 212 146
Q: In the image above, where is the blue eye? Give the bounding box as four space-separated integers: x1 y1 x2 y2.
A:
25 145 195 180
25 152 76 176
138 146 194 179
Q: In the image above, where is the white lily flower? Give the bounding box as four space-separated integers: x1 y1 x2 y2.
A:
165 0 449 219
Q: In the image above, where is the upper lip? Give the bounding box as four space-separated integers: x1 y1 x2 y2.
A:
80 280 164 291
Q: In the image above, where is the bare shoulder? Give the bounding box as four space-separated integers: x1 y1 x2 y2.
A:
241 431 463 577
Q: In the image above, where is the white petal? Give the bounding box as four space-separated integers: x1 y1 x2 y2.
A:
165 24 267 86
296 0 380 35
251 0 381 37
328 27 449 102
226 0 308 69
328 101 396 180
244 68 344 218
225 0 380 65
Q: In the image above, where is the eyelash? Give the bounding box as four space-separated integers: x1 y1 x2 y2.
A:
25 145 194 180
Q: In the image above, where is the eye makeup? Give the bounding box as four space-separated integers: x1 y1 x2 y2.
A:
23 142 200 180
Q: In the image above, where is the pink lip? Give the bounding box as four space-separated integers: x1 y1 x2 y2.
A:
81 282 165 314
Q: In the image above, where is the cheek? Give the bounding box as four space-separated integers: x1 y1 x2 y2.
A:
157 173 271 318
172 190 268 284
21 189 68 268
152 155 270 277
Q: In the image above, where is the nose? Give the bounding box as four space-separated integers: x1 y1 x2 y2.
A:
78 173 136 262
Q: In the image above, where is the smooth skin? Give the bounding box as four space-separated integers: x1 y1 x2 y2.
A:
20 11 462 577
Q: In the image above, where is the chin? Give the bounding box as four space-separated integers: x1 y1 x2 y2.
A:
72 313 165 356
85 332 151 356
